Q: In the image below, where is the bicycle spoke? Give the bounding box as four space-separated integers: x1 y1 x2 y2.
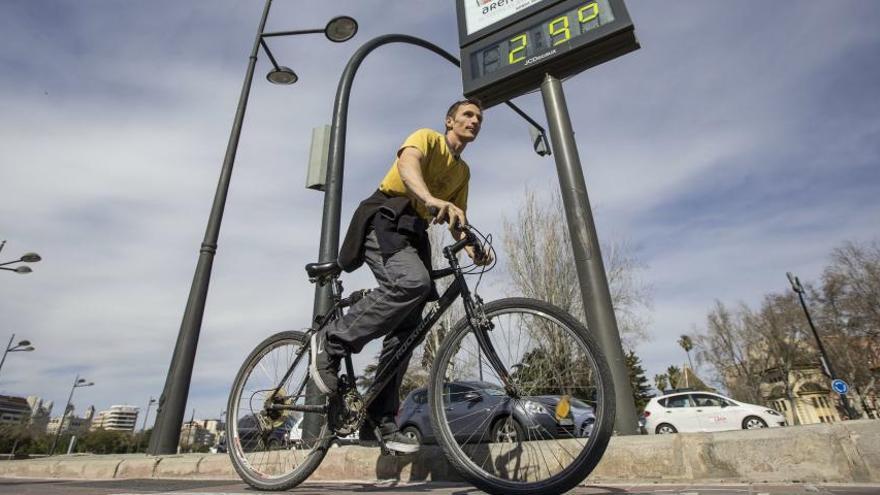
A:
430 300 612 491
228 332 330 487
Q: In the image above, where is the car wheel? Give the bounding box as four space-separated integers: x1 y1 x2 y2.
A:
401 426 422 444
491 416 525 443
742 416 768 429
655 423 677 434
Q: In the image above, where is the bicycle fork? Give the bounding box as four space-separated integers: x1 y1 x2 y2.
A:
446 246 517 397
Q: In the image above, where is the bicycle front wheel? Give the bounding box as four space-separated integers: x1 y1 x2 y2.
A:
429 298 615 495
226 330 331 491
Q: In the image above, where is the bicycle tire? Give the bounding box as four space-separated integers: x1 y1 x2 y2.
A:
428 298 615 495
226 330 331 491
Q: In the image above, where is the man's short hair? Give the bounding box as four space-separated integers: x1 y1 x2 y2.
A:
445 98 483 130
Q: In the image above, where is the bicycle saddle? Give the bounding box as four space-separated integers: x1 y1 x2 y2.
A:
305 260 342 278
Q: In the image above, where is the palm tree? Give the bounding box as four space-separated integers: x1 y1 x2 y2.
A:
678 334 695 372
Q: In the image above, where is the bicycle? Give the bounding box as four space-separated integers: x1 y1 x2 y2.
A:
226 223 615 495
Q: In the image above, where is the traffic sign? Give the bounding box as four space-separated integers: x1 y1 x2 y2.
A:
456 0 639 107
831 379 849 395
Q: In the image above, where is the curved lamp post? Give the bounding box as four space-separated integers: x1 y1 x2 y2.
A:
0 334 35 380
0 241 41 274
310 34 549 319
148 0 358 455
49 375 94 455
302 34 551 440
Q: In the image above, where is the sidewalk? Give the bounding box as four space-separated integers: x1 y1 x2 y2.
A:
0 420 877 484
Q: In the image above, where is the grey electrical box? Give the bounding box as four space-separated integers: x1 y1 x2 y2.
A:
306 125 331 191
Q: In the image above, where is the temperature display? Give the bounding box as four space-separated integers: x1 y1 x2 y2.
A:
456 0 637 108
471 0 613 78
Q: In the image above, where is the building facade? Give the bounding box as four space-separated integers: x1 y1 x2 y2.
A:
46 405 94 435
26 396 53 434
92 405 139 432
0 395 33 425
179 420 216 452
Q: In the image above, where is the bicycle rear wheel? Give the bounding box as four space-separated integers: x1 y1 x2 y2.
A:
429 298 615 495
226 330 331 491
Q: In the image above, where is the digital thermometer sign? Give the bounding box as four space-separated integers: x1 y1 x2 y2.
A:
456 0 638 108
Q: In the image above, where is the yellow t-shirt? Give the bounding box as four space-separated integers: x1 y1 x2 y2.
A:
379 128 470 221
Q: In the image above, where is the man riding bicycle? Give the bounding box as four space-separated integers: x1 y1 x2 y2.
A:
310 98 491 454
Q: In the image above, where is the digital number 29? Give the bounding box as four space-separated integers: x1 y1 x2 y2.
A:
508 1 599 64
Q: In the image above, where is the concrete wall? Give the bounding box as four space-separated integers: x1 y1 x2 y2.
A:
0 419 877 484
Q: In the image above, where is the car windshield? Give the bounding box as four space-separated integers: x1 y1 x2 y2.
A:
481 387 506 396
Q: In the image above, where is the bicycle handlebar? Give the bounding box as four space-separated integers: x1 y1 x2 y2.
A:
427 206 487 262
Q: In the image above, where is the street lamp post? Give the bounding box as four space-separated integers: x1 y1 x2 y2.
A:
786 272 859 419
49 375 94 456
0 334 35 380
148 0 358 455
135 397 157 453
0 240 41 274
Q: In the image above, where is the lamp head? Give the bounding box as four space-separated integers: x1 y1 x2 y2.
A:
18 340 31 347
266 66 298 85
324 16 358 43
21 252 41 263
15 266 32 274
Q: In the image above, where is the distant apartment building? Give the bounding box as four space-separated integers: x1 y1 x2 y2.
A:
47 405 95 435
92 405 139 432
0 395 32 425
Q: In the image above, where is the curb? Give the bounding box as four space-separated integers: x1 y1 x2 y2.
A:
0 420 877 483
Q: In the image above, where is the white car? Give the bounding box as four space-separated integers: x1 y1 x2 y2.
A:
643 390 786 434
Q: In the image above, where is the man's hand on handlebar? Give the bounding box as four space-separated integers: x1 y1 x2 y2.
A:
425 198 466 230
465 243 493 266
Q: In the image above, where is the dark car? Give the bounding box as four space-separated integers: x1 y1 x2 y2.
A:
235 414 299 451
396 381 595 445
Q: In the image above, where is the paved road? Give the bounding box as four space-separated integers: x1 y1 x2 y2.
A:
1 479 879 495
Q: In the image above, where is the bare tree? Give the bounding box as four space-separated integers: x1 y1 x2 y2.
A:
750 293 816 425
694 301 769 405
821 240 880 340
501 187 652 350
817 240 880 418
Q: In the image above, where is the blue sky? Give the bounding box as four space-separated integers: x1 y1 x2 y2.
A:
1 0 878 424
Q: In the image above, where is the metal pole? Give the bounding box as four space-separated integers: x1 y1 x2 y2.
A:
135 397 155 453
540 73 638 434
50 375 78 456
787 273 859 419
0 334 14 379
148 0 274 455
303 35 467 442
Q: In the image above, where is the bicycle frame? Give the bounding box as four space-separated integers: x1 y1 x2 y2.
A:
267 233 515 425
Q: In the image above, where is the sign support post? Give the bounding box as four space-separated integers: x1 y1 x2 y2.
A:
541 73 638 434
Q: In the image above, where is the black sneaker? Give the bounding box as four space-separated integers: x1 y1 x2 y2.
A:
380 422 419 454
309 330 340 395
